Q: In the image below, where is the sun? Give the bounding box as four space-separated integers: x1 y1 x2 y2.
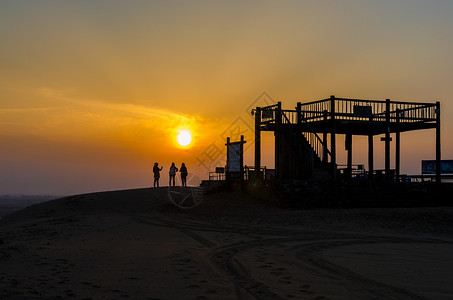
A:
176 130 192 147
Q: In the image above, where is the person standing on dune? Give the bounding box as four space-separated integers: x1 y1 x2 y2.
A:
180 163 188 187
153 162 163 187
169 162 178 186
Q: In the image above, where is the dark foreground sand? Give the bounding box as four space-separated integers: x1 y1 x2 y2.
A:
0 188 452 299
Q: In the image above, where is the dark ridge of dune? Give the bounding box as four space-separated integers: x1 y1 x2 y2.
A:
1 187 452 238
0 195 62 218
0 187 171 226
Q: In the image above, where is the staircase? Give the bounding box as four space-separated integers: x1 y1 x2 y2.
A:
275 106 334 181
300 131 333 181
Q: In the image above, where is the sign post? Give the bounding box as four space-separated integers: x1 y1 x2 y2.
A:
226 135 246 190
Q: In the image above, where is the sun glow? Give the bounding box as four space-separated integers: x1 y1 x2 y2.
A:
176 130 192 147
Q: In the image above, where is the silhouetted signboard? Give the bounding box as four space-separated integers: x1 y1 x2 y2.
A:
422 160 453 174
353 105 372 117
215 167 225 174
226 136 246 181
262 108 273 119
228 144 241 172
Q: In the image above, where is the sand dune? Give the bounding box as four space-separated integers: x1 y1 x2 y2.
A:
1 187 452 299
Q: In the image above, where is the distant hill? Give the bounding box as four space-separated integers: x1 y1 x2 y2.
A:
0 194 64 218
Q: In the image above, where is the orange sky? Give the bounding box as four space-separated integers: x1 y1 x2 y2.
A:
1 1 452 194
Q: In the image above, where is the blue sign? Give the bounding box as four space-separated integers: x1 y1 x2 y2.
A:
422 160 453 174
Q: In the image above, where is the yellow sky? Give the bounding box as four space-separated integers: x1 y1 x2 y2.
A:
1 1 453 194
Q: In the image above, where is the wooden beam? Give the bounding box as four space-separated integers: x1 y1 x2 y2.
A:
296 102 302 124
395 109 401 181
226 137 230 186
240 135 245 188
368 134 374 180
275 102 282 180
323 110 328 163
385 99 391 181
330 96 336 180
254 107 261 181
436 101 441 183
346 133 352 180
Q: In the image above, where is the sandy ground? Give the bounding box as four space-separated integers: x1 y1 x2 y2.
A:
0 187 452 300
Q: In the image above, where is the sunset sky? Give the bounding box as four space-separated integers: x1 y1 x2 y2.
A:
1 0 453 195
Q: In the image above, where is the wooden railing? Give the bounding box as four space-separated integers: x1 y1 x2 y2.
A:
298 97 437 123
259 97 437 125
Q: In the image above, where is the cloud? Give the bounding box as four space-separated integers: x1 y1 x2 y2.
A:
0 87 213 164
0 107 57 113
38 87 77 98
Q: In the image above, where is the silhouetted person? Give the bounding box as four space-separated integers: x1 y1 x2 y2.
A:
180 163 188 187
169 162 178 186
153 162 163 187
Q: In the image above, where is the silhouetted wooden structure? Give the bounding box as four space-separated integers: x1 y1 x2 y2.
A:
254 95 441 183
226 135 246 190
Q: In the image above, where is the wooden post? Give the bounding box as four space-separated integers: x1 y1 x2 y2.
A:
330 96 336 180
346 133 352 180
436 101 441 184
226 137 230 187
296 102 302 125
385 99 391 181
368 134 374 180
323 110 328 163
296 102 303 179
254 107 261 181
240 135 245 188
275 102 282 180
395 109 401 182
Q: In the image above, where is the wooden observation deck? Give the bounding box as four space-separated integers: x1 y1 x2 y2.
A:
253 95 441 183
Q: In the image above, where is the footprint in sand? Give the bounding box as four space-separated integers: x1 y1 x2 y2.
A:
259 262 273 268
278 279 291 284
64 289 76 297
271 267 286 275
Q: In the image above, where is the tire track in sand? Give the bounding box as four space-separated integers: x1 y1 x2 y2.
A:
136 214 448 300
